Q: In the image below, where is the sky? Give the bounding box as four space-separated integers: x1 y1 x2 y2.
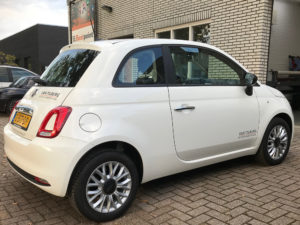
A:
0 0 68 40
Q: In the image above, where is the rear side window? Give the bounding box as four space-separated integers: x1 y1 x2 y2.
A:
114 47 165 86
0 67 10 82
41 49 99 87
11 68 34 81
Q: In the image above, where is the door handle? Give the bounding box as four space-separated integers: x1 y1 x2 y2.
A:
174 105 196 111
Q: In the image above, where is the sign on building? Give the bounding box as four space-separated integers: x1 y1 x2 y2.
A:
71 0 95 43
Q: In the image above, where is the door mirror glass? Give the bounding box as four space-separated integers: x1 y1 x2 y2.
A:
245 73 257 86
244 73 257 96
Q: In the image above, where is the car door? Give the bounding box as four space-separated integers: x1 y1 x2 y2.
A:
167 45 259 161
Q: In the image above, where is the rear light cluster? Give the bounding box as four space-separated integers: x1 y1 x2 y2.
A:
37 106 72 138
9 100 20 121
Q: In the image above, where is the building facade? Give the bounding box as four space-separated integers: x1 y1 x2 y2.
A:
68 0 292 83
0 24 68 74
98 0 273 83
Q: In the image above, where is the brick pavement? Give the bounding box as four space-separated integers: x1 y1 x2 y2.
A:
0 113 299 225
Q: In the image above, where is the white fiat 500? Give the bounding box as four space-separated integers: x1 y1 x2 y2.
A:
4 39 293 222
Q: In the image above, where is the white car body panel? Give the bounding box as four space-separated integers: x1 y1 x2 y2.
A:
4 39 294 197
169 86 259 161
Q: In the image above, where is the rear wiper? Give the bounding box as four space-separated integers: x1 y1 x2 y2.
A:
32 77 47 86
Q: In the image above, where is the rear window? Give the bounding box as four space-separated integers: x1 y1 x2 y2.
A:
40 49 99 87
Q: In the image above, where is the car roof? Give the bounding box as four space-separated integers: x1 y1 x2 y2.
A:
61 39 248 72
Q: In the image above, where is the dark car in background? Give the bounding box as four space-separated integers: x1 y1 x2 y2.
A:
0 65 38 88
0 76 37 113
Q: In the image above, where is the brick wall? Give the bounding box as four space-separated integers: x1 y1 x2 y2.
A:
96 0 273 82
208 55 238 80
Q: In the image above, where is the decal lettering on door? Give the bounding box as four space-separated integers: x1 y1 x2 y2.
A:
238 130 257 139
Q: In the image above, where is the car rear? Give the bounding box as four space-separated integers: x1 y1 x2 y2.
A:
4 45 101 196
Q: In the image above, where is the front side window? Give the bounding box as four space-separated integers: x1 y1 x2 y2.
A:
115 47 165 86
169 46 244 86
41 49 99 87
11 77 28 87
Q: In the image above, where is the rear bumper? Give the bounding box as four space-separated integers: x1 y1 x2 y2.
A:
4 124 87 197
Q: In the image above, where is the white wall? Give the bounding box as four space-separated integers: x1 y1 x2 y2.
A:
268 0 300 79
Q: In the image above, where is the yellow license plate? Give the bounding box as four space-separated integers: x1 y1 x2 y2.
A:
12 112 32 130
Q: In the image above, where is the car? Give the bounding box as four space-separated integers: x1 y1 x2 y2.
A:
0 65 38 88
0 76 38 113
4 39 294 222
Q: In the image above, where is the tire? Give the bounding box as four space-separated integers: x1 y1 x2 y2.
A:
256 117 291 165
69 150 139 222
6 98 19 114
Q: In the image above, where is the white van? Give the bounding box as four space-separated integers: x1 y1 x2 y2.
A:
4 39 294 222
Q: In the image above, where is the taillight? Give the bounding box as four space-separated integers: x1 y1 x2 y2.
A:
37 106 72 138
34 177 50 186
9 100 19 121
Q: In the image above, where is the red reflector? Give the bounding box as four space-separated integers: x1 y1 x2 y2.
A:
9 100 20 121
34 177 50 186
37 106 72 138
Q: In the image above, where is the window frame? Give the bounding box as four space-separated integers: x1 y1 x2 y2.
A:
165 44 247 87
155 20 211 43
112 45 170 88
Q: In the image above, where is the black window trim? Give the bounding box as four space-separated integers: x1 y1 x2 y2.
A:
165 44 248 87
112 45 169 88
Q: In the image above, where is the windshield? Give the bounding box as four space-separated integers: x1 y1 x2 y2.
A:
40 49 100 87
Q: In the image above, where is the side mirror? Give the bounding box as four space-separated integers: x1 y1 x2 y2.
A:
245 73 258 96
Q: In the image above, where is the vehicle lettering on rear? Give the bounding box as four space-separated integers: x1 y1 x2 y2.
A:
238 129 257 139
31 89 38 98
40 91 60 100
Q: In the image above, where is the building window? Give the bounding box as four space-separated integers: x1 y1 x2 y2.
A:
155 21 211 44
157 31 170 39
24 56 32 70
193 24 210 43
174 27 189 40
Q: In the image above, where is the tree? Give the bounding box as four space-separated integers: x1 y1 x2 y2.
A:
0 51 18 66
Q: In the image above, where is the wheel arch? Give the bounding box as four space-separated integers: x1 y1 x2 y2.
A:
273 113 293 133
66 141 143 196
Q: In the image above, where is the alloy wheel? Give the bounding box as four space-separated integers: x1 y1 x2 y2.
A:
267 125 288 160
85 161 132 213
